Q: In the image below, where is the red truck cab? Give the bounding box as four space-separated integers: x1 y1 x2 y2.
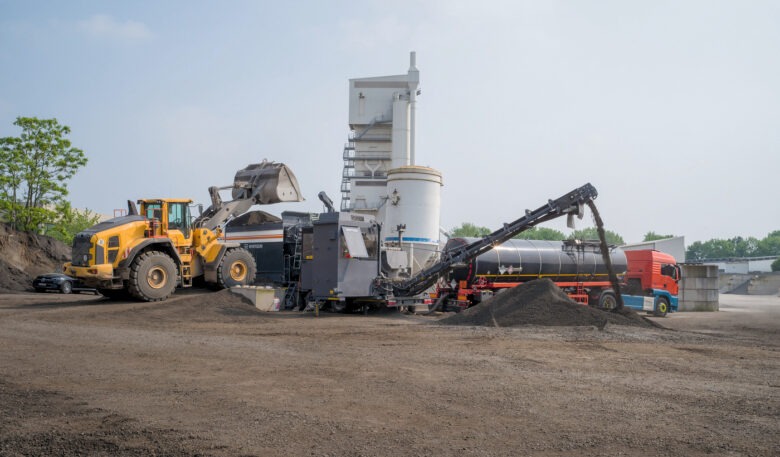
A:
623 250 680 296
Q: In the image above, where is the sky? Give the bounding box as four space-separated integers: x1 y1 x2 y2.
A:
1 0 778 244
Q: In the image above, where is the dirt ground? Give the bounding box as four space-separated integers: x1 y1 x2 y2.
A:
0 291 778 457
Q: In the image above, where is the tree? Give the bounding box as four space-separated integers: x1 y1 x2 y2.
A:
0 117 87 232
513 226 566 240
643 231 674 242
772 258 780 272
450 222 491 238
756 232 780 257
569 227 624 245
45 201 102 245
685 241 707 261
732 236 759 257
686 232 780 261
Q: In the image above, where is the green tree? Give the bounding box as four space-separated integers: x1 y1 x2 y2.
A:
686 235 770 261
0 117 87 232
45 201 101 245
643 231 674 242
450 222 491 238
732 236 759 257
756 231 780 257
772 258 780 272
513 226 566 240
686 239 732 260
685 241 707 261
569 227 624 245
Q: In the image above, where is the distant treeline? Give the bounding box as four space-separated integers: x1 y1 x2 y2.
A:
686 231 780 261
451 222 780 263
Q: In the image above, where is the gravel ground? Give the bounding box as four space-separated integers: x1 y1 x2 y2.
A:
0 290 778 456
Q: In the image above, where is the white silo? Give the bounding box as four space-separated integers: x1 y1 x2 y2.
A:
383 166 443 277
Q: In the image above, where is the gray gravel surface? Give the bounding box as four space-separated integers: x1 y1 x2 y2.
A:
0 291 778 456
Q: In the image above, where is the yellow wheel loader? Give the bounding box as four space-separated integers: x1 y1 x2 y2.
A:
63 161 303 301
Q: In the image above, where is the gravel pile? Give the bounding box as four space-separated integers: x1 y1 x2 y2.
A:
439 278 655 328
105 289 274 328
183 289 265 317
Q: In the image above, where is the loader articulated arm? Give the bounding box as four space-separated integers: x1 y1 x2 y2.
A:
390 183 599 297
193 160 304 231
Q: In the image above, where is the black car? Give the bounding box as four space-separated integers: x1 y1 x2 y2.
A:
32 273 99 295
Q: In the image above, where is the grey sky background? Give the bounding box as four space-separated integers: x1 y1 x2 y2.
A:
1 1 778 243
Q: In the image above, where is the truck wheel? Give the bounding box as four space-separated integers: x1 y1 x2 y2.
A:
216 248 257 288
60 281 72 294
654 297 669 317
128 251 177 302
597 291 617 310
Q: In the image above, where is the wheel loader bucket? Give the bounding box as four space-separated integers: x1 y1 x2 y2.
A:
232 161 304 204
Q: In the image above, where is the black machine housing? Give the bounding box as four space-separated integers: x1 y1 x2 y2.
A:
299 211 382 305
224 210 313 289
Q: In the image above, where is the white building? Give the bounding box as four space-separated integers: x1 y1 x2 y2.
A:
621 236 686 263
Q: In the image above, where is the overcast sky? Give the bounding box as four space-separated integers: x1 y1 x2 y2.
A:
1 1 778 244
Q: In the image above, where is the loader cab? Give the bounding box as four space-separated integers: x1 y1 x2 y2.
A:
166 201 192 238
138 199 193 244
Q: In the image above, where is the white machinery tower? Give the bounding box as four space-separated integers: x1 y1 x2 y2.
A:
341 52 420 215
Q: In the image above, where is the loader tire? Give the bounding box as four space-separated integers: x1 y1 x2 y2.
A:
128 251 177 302
216 248 256 289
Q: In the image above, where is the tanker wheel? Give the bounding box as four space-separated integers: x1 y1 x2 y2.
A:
128 251 177 302
598 291 617 310
216 248 257 289
654 297 669 317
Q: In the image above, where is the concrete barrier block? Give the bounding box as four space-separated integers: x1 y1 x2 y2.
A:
680 289 719 301
229 287 286 311
682 265 719 278
682 277 720 290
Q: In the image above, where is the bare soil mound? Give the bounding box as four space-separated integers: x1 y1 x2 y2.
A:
182 289 266 318
109 289 272 327
0 223 70 293
439 278 655 328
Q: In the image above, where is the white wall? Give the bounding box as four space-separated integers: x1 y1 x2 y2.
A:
622 236 686 263
713 258 778 274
